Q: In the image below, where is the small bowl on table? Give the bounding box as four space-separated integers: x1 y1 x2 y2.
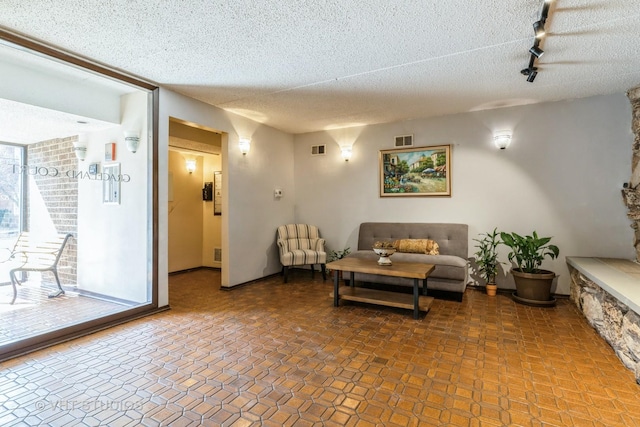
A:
373 247 396 266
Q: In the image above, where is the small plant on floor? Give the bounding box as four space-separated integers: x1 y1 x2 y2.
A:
499 231 559 274
474 227 501 295
499 230 560 304
327 247 350 278
327 247 350 263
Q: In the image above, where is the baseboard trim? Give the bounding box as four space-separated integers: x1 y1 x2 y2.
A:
220 273 281 291
169 266 221 275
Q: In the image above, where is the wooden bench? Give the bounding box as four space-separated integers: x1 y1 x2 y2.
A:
0 232 73 304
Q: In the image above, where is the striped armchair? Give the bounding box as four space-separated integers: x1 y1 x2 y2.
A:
277 224 327 283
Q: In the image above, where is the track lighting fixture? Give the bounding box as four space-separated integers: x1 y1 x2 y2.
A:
520 0 553 82
533 20 545 38
520 67 537 76
529 45 544 58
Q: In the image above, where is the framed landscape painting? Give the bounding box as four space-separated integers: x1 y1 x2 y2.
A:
379 145 451 197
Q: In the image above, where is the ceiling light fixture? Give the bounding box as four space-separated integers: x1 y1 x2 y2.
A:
521 0 553 83
529 45 544 58
533 21 546 39
520 67 537 76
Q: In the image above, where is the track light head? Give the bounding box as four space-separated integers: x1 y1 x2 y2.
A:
529 45 544 58
527 70 538 83
541 1 552 18
533 20 546 38
520 67 537 76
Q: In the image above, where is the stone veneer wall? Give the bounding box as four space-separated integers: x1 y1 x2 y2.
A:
27 136 78 286
571 86 640 384
569 267 640 383
622 86 640 261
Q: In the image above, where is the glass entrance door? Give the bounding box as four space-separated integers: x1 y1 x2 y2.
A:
0 34 158 358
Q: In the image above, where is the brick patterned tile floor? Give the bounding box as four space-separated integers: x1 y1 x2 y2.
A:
0 268 639 426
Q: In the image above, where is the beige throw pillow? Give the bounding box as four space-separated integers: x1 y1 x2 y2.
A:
394 239 439 255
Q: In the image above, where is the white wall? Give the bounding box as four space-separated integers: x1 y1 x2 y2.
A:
158 89 295 305
202 153 222 268
77 91 150 302
292 94 635 295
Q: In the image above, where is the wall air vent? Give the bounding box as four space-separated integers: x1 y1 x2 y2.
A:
311 145 326 156
214 248 222 262
395 135 413 147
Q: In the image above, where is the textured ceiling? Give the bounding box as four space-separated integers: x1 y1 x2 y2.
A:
1 0 639 134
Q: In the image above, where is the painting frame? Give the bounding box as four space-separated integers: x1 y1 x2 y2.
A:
379 144 451 197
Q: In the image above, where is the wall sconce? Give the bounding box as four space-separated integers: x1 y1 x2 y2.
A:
73 133 88 161
185 159 196 174
124 130 140 153
494 131 512 150
341 147 352 161
239 137 251 155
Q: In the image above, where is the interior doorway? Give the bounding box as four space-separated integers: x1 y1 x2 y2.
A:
168 118 223 276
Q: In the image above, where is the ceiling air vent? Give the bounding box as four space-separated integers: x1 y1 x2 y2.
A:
311 144 326 156
395 135 413 147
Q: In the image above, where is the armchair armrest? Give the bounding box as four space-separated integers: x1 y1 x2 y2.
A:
277 238 289 254
312 238 326 252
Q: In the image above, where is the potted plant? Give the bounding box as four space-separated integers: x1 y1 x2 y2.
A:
473 228 501 296
327 247 351 263
499 231 559 305
326 247 350 278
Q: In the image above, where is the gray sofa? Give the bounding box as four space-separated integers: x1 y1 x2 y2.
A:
346 222 470 301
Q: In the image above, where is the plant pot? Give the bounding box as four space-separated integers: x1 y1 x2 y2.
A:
511 268 555 303
486 283 497 296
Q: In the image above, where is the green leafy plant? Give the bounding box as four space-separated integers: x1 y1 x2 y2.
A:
473 228 501 284
327 247 350 263
499 231 559 274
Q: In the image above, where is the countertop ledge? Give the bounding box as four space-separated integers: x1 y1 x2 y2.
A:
566 257 640 316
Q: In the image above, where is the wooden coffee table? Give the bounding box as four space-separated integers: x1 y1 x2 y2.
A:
327 257 435 319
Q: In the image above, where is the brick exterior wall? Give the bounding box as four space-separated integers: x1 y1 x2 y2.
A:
26 136 78 286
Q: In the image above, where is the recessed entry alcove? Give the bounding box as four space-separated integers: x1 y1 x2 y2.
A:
168 118 223 274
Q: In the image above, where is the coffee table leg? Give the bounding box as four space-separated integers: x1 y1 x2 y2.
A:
333 270 339 307
413 278 419 319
